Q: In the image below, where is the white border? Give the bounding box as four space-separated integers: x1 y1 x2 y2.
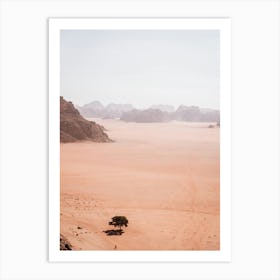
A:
49 18 231 262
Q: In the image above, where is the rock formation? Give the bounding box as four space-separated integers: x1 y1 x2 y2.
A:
60 234 72 250
60 96 112 143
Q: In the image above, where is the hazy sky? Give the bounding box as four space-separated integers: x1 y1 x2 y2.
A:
61 30 220 109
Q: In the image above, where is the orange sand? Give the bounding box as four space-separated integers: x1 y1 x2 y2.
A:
60 119 220 250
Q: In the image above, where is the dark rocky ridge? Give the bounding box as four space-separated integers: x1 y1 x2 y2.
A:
60 234 72 250
60 96 112 143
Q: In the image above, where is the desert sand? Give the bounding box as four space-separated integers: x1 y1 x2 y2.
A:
60 119 220 250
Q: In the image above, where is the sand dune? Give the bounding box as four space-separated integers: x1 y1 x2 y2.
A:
60 119 220 250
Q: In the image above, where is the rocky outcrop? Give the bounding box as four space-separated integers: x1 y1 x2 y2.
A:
60 96 112 143
60 234 72 250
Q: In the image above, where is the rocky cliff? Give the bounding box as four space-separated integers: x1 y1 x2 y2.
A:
60 96 112 143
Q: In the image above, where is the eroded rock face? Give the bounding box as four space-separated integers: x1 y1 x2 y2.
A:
60 96 112 143
60 234 72 250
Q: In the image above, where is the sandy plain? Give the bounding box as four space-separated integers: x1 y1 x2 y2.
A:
60 119 220 250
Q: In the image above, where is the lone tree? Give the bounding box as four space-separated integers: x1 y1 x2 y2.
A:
109 216 128 231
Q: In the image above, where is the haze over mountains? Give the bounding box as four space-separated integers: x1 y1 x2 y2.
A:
77 101 134 119
77 101 220 123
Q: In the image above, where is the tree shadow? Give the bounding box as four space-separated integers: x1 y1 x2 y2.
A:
103 229 124 236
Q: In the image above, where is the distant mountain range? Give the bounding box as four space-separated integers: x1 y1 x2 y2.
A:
60 97 112 143
149 104 175 113
121 108 169 123
77 101 134 119
76 101 220 123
